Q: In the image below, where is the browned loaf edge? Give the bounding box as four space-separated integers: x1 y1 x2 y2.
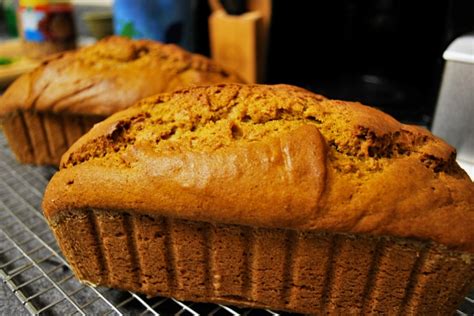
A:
0 36 242 165
42 84 474 313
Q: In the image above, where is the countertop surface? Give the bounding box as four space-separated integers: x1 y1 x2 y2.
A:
1 282 28 315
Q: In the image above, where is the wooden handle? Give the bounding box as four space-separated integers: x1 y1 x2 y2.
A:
208 0 271 83
208 0 224 12
209 10 262 83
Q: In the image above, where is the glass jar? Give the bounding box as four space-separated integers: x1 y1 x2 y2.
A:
18 0 76 59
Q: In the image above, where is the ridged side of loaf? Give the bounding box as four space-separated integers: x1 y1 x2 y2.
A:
2 111 102 165
49 209 474 315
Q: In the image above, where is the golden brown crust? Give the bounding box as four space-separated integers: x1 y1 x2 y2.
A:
0 36 242 118
44 124 328 228
42 84 474 252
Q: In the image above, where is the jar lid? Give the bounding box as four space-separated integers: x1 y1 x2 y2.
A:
20 0 71 6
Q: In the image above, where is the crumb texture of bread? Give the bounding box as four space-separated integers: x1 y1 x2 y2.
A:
43 84 474 253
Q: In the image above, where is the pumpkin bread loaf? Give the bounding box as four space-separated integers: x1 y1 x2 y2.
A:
0 36 242 166
42 84 474 314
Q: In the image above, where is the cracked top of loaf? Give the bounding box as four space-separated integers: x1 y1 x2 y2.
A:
43 84 474 253
0 36 242 118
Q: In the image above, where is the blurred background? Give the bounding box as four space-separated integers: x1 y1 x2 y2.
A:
0 0 472 126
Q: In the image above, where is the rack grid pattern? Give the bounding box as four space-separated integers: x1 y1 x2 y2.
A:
0 131 473 315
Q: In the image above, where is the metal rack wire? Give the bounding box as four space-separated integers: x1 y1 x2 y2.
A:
0 130 473 315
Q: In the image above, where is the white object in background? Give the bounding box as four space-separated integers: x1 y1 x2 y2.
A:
443 34 474 64
432 34 474 165
458 160 474 181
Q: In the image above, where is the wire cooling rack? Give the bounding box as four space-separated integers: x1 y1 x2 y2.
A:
0 130 473 316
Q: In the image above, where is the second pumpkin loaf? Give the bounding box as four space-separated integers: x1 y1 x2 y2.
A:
0 36 242 165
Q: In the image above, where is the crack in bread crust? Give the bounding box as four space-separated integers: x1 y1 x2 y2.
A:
62 84 460 178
